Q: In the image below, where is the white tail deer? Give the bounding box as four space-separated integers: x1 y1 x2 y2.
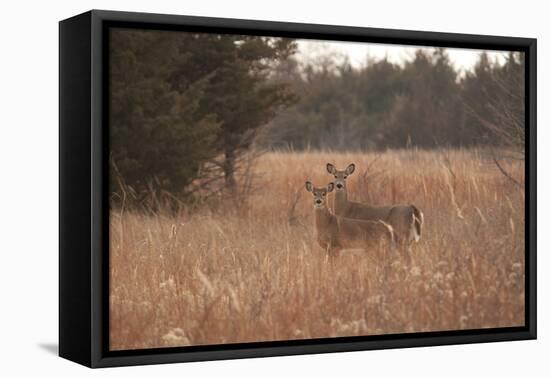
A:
326 163 424 245
305 181 395 257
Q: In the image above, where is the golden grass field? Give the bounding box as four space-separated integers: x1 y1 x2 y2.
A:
109 149 525 351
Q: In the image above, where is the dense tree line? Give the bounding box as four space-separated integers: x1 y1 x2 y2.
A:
260 49 525 151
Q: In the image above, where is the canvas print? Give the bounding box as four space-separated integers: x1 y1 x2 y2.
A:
108 28 526 351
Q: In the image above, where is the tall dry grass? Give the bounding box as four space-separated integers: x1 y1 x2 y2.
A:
110 148 525 350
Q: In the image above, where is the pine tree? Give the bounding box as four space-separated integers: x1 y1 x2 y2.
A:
381 49 464 148
109 30 220 202
195 36 297 191
109 30 297 203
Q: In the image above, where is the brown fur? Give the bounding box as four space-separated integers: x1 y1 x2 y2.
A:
306 181 395 257
327 163 424 245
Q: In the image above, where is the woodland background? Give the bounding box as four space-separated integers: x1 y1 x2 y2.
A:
109 29 524 206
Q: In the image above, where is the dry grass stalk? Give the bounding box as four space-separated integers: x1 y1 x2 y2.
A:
110 148 525 350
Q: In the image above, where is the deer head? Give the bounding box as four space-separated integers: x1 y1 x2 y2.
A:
326 163 355 191
305 181 334 209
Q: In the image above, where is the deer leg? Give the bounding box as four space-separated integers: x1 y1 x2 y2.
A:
323 243 331 263
399 241 412 266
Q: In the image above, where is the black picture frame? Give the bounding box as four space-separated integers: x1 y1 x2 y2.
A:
59 9 537 368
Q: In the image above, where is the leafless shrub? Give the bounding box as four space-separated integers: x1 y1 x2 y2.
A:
464 53 525 188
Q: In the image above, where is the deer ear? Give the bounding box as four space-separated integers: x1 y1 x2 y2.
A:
327 182 335 192
305 181 313 192
326 163 336 174
346 163 355 175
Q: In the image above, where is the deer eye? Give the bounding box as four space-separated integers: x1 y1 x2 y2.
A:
344 175 348 179
322 193 326 196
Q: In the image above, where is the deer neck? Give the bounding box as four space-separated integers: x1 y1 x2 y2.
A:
314 206 335 232
333 188 349 215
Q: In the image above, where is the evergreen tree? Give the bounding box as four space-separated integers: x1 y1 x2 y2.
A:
196 36 297 191
110 30 220 200
109 29 297 202
382 49 464 148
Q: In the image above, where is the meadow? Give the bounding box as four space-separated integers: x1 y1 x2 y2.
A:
109 149 525 350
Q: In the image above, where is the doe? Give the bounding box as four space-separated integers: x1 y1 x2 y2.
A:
326 163 424 246
305 181 395 258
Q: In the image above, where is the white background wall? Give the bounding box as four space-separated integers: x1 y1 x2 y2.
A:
0 0 546 376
